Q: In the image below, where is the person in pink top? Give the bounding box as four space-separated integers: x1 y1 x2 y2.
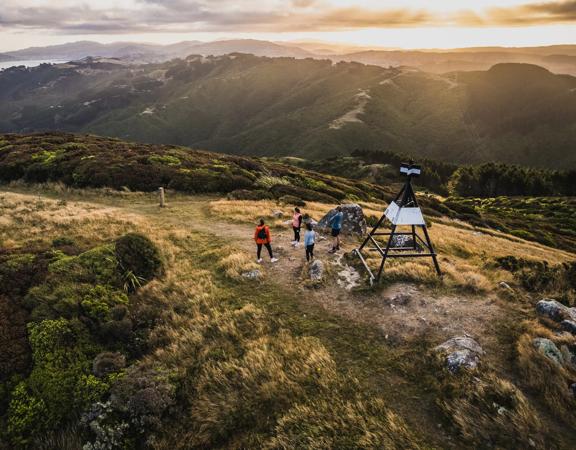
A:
291 207 303 247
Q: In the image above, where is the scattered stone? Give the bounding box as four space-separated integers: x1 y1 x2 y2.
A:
317 204 367 235
391 293 412 306
309 260 324 281
272 210 284 218
241 270 262 280
435 336 484 373
533 338 563 365
561 320 576 335
535 299 576 322
498 281 513 291
390 234 415 249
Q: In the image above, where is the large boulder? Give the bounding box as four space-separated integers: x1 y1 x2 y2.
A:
535 299 576 322
435 336 484 373
317 204 367 235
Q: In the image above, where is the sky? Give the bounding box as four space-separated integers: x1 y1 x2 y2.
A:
1 0 575 52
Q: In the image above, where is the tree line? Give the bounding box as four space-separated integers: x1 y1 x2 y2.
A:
352 149 576 197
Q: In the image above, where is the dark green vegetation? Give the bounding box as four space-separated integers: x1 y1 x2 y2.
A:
1 55 575 169
0 132 395 205
455 197 576 253
2 132 576 254
284 149 576 197
0 233 165 448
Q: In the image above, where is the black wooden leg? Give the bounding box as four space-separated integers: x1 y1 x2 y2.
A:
377 224 396 281
422 225 441 276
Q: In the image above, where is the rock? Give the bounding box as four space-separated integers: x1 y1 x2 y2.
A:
535 299 576 322
317 204 367 235
272 210 285 218
533 338 563 365
561 320 576 335
390 234 415 249
435 336 484 373
309 260 324 281
241 270 262 280
570 383 576 398
498 281 513 291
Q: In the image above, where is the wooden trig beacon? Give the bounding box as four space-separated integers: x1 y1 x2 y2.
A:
354 161 441 283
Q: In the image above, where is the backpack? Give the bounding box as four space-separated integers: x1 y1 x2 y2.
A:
257 227 267 240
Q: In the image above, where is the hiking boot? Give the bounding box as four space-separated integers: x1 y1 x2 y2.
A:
257 258 263 263
271 257 279 263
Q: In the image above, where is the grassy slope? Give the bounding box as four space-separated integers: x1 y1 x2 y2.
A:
2 185 575 448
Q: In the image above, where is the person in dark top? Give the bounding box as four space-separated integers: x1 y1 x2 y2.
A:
328 206 344 253
254 218 278 263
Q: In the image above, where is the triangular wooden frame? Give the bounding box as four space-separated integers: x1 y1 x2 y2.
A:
354 165 441 284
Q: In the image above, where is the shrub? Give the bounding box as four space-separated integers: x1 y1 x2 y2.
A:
115 233 163 286
227 189 274 201
80 285 129 323
109 364 175 435
48 245 120 287
0 296 30 380
6 382 50 446
270 184 337 204
278 195 306 207
0 253 47 297
23 320 102 431
92 352 126 378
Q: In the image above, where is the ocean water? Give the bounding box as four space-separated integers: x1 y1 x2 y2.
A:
0 59 66 70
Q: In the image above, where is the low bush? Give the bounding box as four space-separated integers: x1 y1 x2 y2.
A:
115 233 163 287
227 189 274 201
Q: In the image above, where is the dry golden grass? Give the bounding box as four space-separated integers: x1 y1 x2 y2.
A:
516 321 576 427
3 188 576 448
0 192 143 249
213 248 261 280
437 372 547 449
208 199 384 228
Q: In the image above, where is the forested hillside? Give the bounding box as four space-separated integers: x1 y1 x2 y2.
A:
1 55 575 169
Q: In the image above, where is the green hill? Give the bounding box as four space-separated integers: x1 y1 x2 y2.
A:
1 56 575 169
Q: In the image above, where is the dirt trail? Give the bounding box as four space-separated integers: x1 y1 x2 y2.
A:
2 189 504 353
111 196 505 353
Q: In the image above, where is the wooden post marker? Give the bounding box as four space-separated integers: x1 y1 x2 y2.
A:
159 187 165 208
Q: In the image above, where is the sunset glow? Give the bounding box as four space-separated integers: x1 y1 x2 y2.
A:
1 0 575 51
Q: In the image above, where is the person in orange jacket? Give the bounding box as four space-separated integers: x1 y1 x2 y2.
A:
254 218 279 263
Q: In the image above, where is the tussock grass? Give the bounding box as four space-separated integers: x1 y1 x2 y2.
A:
516 321 576 427
265 395 424 450
214 248 261 280
437 371 548 449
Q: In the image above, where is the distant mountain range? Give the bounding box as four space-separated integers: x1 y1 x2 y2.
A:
0 39 313 63
0 55 575 169
2 40 576 76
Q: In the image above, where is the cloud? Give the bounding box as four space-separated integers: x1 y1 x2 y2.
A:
480 1 576 26
0 0 575 35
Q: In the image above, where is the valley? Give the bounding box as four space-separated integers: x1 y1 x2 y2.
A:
1 56 575 169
